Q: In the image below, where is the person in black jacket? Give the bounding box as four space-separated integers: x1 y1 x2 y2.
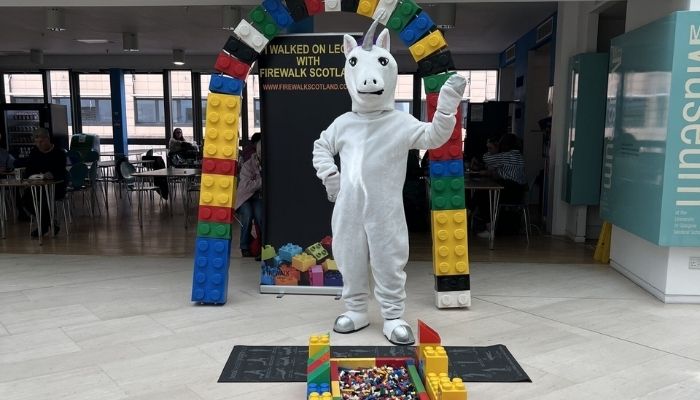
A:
17 128 67 237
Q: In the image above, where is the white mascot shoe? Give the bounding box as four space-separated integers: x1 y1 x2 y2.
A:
333 311 370 334
383 319 415 345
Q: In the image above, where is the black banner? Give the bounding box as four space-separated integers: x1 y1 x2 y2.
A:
259 34 350 248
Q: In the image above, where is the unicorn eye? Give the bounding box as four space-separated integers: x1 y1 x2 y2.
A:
378 57 389 66
349 57 357 67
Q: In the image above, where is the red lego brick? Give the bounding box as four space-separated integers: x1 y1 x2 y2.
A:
202 158 237 176
320 235 332 252
281 264 301 281
418 319 441 344
275 275 298 285
198 205 234 223
214 51 251 81
304 0 324 15
429 137 463 161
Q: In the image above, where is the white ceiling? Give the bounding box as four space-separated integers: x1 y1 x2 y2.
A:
0 2 558 57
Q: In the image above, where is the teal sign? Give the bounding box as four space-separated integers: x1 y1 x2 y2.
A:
600 11 700 246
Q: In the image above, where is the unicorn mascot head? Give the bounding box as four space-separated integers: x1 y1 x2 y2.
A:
342 19 397 113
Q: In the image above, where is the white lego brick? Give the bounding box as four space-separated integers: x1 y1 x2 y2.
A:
435 290 471 309
234 20 269 54
325 0 342 12
373 0 399 25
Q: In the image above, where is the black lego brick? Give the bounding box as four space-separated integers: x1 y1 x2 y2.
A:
341 0 360 12
284 0 310 22
223 36 260 65
434 274 470 292
418 50 455 78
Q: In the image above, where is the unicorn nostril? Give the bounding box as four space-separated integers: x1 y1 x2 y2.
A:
373 79 377 84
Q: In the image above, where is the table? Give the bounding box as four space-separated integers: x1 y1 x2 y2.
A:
131 168 201 228
0 178 63 245
465 176 504 250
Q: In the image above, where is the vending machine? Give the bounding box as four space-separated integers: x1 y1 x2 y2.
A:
0 103 69 159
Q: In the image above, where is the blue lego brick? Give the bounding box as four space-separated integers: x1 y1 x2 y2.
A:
399 11 435 46
191 237 231 304
209 74 244 96
261 264 280 285
278 243 303 262
324 270 343 287
430 160 464 178
264 255 283 268
262 0 294 28
307 383 330 395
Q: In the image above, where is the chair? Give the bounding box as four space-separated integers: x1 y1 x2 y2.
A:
119 161 160 205
495 183 532 243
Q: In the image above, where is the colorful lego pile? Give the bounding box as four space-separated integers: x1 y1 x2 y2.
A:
338 366 417 400
306 321 467 400
259 237 343 287
191 0 470 307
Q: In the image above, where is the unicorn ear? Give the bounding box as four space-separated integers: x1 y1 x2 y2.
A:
343 34 357 57
376 28 390 51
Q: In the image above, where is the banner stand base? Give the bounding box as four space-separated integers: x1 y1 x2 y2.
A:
260 285 342 297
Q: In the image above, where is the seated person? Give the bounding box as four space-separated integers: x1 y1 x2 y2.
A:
472 134 527 237
168 128 199 167
0 131 15 172
15 128 67 237
470 136 499 172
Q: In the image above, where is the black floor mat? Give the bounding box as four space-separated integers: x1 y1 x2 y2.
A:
218 345 530 383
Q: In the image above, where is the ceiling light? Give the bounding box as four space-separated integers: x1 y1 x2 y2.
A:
222 6 241 30
428 3 456 30
173 49 186 66
46 8 66 31
76 39 111 44
30 49 44 65
122 32 139 52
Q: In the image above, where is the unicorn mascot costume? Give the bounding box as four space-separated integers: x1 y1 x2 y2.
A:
313 20 466 345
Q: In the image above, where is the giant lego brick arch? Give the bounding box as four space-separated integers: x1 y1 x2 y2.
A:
191 0 470 308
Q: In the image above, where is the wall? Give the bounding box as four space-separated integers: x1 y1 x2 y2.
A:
625 0 691 31
523 47 551 188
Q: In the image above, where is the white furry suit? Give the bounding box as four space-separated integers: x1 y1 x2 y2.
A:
312 23 466 344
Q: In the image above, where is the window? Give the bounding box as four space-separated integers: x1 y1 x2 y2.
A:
135 98 164 125
80 98 112 125
134 98 196 125
4 74 43 103
394 100 411 113
253 98 260 128
9 96 43 103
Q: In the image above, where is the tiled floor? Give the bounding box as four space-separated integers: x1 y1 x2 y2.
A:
2 253 700 399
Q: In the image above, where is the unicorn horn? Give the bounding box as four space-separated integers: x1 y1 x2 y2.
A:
361 18 381 51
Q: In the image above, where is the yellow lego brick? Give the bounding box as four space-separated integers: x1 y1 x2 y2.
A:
321 393 332 400
309 333 330 357
333 357 375 369
356 0 379 17
309 393 320 400
322 259 337 272
409 30 447 62
199 174 236 208
331 381 340 398
439 377 468 400
292 253 316 272
417 343 441 364
203 93 240 161
432 210 469 276
422 346 448 376
425 373 440 400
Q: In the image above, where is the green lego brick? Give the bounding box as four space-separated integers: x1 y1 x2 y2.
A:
307 363 330 385
305 242 329 262
407 364 427 394
248 5 279 40
386 0 421 33
197 222 232 239
261 245 276 261
423 71 456 94
431 176 465 210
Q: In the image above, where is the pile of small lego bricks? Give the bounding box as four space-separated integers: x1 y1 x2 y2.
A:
338 366 418 400
259 237 343 287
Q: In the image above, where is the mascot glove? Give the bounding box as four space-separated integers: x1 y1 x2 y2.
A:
324 172 340 202
436 74 467 115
